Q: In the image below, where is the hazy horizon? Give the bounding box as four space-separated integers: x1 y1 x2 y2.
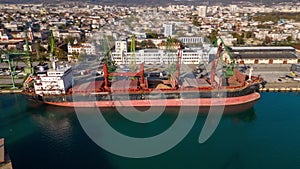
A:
0 0 298 6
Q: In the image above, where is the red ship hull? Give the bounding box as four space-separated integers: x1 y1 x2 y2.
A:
44 92 260 114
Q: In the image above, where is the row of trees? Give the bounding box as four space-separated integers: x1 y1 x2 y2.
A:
30 35 83 62
206 29 295 46
253 12 300 22
31 40 68 61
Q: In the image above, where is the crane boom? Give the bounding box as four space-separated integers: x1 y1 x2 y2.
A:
24 30 33 74
50 30 56 69
210 37 236 88
130 34 136 71
218 37 235 77
210 41 223 87
166 36 176 74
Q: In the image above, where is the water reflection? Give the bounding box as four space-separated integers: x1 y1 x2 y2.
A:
228 107 257 123
4 97 114 169
29 104 75 149
0 94 36 143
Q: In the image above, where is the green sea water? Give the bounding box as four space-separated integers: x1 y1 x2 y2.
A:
0 93 300 169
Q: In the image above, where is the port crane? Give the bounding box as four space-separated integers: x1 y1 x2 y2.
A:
49 30 58 69
24 30 33 74
0 49 24 89
130 34 136 72
0 30 32 89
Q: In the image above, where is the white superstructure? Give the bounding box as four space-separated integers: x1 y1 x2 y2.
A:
34 65 73 95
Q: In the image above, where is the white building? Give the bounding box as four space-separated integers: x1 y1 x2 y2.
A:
220 34 237 46
115 41 127 53
67 40 96 61
197 6 207 17
178 37 205 45
112 48 211 65
181 49 210 64
229 5 238 13
163 23 175 37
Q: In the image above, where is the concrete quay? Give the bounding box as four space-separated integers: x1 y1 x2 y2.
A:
260 82 300 92
0 89 23 94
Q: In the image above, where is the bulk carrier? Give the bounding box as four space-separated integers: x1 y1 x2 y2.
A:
23 40 264 113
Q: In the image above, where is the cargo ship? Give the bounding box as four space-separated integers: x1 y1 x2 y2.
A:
23 41 264 113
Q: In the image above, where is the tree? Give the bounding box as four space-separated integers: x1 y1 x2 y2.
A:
71 52 81 61
146 40 156 48
208 29 218 43
236 37 245 45
55 48 67 60
33 40 47 61
245 31 252 38
146 30 158 39
141 40 147 48
192 19 201 27
64 36 76 43
263 36 273 45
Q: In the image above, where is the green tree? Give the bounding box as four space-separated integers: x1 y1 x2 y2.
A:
245 31 252 38
236 37 245 45
263 36 273 45
55 48 67 60
33 40 47 61
146 30 158 39
192 19 201 27
146 40 156 48
65 36 75 43
208 29 218 43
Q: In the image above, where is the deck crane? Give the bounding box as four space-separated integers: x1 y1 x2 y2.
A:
210 40 223 88
102 34 116 73
210 37 236 88
130 34 136 72
218 37 235 78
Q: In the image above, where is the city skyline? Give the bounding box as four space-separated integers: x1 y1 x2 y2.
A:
0 0 299 5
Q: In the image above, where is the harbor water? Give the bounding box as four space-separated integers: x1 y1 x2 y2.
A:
0 93 300 169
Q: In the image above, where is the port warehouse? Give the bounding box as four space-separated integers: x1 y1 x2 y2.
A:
230 46 299 65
